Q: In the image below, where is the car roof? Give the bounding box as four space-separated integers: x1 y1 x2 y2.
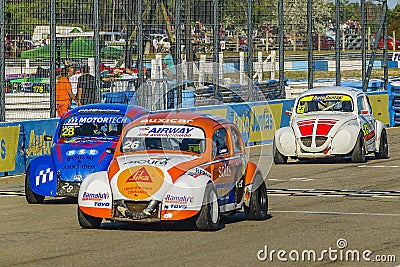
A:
298 86 364 99
129 111 231 133
64 103 147 118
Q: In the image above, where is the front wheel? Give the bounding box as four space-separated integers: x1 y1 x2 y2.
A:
78 206 102 229
351 132 366 163
375 129 389 159
195 183 220 231
244 174 268 220
25 166 45 204
273 139 288 164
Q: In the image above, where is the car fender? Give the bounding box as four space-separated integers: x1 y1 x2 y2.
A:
274 126 296 156
374 120 386 152
243 161 264 206
78 171 113 219
160 174 211 221
27 155 57 197
331 125 360 154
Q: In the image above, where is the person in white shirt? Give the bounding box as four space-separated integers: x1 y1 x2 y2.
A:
68 66 82 96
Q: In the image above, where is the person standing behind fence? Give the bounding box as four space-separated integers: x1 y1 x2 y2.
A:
77 65 98 106
68 66 81 96
56 68 79 117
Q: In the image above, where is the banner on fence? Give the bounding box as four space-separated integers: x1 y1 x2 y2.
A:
0 126 20 172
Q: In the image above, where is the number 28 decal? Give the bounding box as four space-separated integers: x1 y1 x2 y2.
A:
61 127 75 137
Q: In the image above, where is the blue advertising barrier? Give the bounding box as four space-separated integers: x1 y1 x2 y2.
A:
0 119 58 176
388 82 400 126
0 87 389 176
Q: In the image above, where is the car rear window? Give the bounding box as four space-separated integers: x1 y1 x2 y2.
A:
121 125 206 154
296 94 354 114
59 114 131 138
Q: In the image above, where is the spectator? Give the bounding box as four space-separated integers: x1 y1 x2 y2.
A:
152 37 159 53
112 68 138 91
162 49 176 78
56 68 79 117
77 65 98 106
68 66 81 96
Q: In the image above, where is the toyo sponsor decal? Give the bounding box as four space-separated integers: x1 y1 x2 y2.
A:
64 116 128 124
117 166 164 199
82 191 110 201
164 194 194 209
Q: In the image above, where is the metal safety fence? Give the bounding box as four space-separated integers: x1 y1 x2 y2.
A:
0 0 389 122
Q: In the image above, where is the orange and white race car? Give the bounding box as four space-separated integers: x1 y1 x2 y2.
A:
77 111 268 230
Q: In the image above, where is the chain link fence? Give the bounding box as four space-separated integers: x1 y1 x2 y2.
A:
0 0 388 121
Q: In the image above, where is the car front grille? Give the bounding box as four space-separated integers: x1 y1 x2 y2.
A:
300 136 328 147
301 137 312 147
315 136 328 146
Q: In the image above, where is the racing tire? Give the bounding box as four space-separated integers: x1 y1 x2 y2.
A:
375 129 389 159
25 167 45 204
273 139 288 164
244 174 268 220
195 183 220 231
78 206 102 229
351 132 366 163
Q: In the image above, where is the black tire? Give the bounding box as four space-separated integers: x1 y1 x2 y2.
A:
273 139 288 164
375 129 389 159
351 132 366 163
195 183 220 231
78 206 102 229
244 174 268 220
25 166 45 204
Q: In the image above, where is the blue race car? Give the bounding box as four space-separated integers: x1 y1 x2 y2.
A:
25 103 147 204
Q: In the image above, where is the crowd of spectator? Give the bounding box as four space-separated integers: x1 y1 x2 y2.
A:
4 34 36 58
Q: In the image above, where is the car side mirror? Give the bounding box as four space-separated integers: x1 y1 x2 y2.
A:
285 110 292 116
106 147 115 154
44 135 53 141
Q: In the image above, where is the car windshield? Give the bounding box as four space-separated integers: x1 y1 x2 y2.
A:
59 114 131 138
296 94 354 114
121 125 206 154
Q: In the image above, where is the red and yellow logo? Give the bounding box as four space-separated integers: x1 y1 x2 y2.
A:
117 166 164 199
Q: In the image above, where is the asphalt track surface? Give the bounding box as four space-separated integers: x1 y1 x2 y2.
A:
1 128 400 267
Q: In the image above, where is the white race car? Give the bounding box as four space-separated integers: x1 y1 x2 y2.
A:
274 86 389 163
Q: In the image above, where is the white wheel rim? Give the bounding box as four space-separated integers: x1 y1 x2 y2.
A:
209 190 219 224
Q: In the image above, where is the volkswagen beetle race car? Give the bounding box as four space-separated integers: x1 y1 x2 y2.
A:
25 103 147 204
274 86 389 164
77 111 268 231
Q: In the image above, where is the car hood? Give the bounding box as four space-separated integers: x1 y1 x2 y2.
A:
53 136 118 182
111 152 208 201
292 113 357 138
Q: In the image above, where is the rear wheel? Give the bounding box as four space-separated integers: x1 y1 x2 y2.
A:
375 129 389 159
25 166 45 204
351 132 366 163
78 206 102 229
195 183 220 231
244 174 268 220
273 139 287 164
